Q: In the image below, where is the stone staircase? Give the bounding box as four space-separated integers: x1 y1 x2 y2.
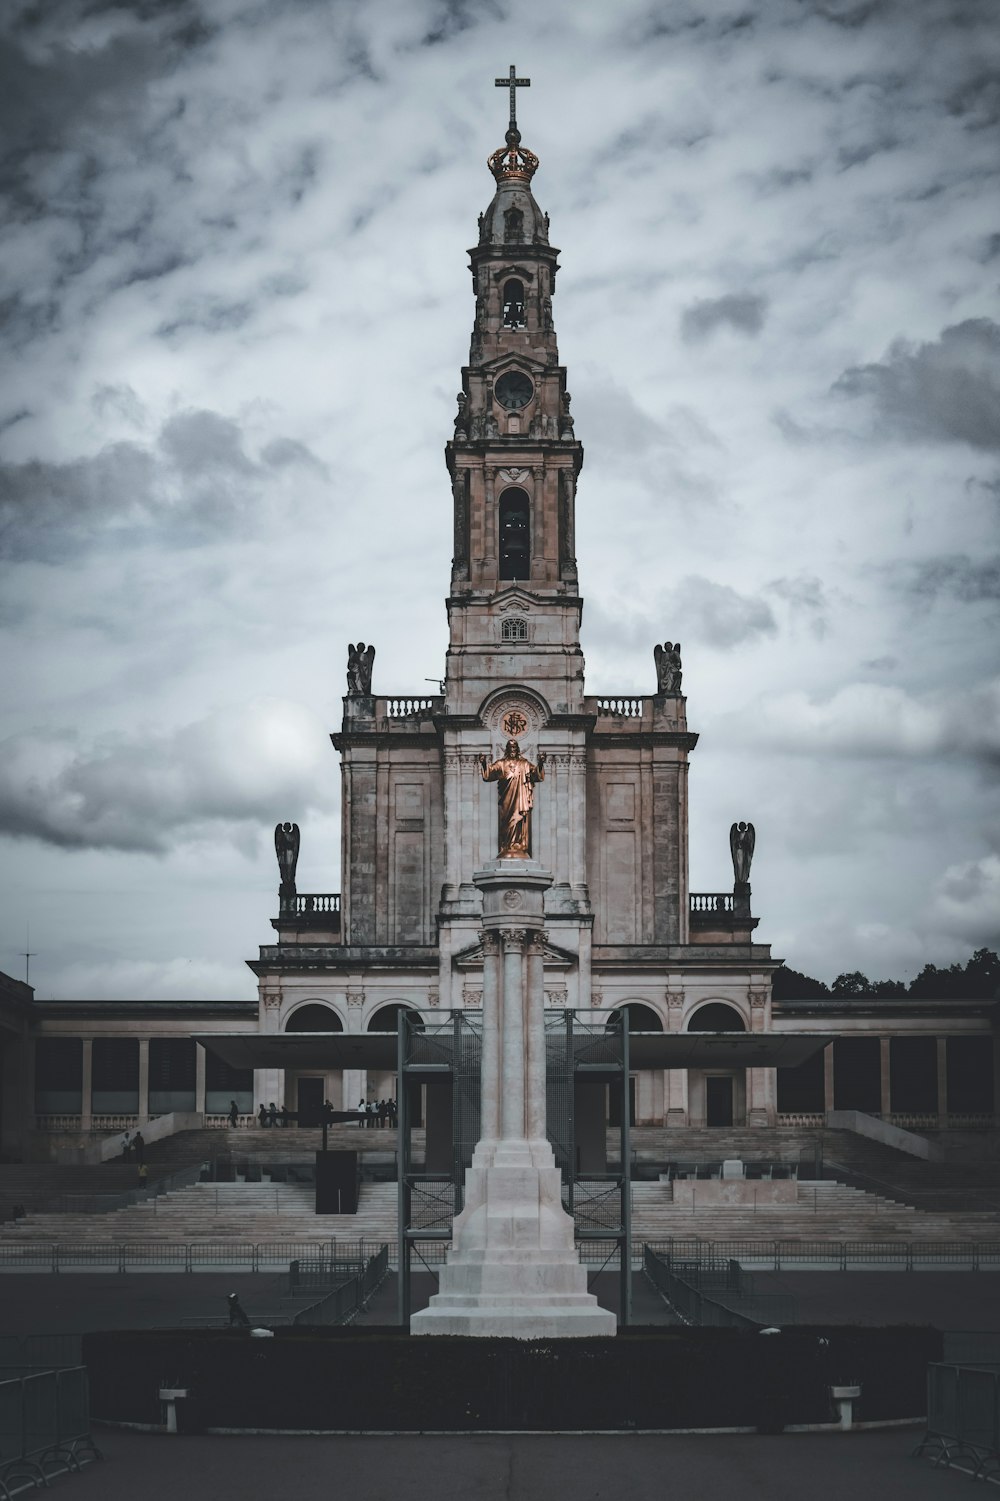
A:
3 1175 997 1254
0 1180 399 1249
627 1179 1000 1243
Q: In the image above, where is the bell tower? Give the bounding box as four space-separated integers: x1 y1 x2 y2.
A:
436 70 593 993
445 73 584 719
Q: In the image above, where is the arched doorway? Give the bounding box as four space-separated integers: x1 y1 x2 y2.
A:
606 1003 666 1126
366 1004 425 1125
283 1004 343 1122
687 1002 747 1127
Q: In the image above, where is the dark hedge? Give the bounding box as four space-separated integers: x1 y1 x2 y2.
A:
82 1324 941 1432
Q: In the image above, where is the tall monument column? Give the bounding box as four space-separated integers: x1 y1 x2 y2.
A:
412 741 614 1338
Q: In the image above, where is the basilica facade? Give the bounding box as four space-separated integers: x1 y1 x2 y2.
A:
249 111 780 1129
4 108 995 1165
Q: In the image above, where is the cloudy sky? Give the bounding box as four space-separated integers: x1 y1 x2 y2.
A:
1 0 997 999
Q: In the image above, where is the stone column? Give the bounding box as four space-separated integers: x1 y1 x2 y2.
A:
526 930 547 1141
480 932 502 1144
138 1039 149 1125
500 928 527 1141
412 858 615 1339
195 1043 206 1119
937 1037 949 1128
80 1039 93 1130
880 1037 891 1118
747 1067 768 1128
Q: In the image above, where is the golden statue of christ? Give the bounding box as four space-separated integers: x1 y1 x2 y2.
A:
478 739 546 858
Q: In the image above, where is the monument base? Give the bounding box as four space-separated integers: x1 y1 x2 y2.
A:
411 1138 616 1339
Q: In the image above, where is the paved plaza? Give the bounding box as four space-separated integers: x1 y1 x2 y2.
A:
47 1428 975 1501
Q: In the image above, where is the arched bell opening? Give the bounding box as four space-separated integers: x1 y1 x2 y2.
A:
502 277 525 327
499 487 530 581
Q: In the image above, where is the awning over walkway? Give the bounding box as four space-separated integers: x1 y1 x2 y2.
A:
195 1031 832 1071
194 1033 400 1070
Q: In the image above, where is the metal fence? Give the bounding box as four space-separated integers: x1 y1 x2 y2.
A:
643 1246 797 1328
0 1367 100 1495
0 1336 83 1373
293 1244 390 1326
916 1364 1000 1480
0 1236 997 1275
0 1238 390 1274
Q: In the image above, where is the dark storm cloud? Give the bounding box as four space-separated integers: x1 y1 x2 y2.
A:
834 319 1000 450
908 554 1000 603
0 6 209 200
0 701 331 853
0 409 323 561
674 576 778 649
680 293 768 344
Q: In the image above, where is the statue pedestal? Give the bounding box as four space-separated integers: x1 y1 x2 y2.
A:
411 861 615 1339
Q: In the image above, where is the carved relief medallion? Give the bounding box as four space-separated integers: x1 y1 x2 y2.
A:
502 710 528 739
502 888 524 911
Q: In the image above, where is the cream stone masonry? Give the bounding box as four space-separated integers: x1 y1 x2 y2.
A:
242 93 783 1128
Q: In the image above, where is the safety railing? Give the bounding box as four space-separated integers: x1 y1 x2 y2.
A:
0 1335 83 1372
0 1238 390 1274
643 1245 797 1327
293 1244 390 1326
1 1236 997 1275
0 1367 100 1494
916 1364 1000 1480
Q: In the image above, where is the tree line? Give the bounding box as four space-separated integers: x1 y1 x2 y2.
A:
772 947 1000 1000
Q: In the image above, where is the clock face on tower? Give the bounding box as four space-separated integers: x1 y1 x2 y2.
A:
494 370 534 411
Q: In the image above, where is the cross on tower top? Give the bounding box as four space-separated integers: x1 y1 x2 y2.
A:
495 65 530 132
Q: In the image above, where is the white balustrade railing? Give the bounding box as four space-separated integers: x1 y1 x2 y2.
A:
689 893 735 913
386 697 436 717
291 893 341 916
596 696 644 717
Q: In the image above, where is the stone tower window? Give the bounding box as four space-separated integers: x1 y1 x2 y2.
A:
502 278 526 329
498 488 530 581
502 616 528 641
503 207 524 243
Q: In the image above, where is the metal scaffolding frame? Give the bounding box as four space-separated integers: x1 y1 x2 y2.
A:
396 1009 630 1327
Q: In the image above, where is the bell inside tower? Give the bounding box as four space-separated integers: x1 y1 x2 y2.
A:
498 487 530 580
502 278 526 329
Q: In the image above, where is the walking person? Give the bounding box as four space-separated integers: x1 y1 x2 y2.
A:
268 1103 278 1127
121 1130 131 1160
227 1099 239 1127
131 1131 144 1166
227 1292 250 1328
357 1097 366 1126
258 1103 268 1128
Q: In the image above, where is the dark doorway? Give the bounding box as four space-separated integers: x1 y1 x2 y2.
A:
297 1077 325 1126
706 1076 734 1127
608 1076 636 1127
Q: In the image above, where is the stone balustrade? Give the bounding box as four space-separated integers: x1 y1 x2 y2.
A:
385 697 437 718
289 893 341 916
596 696 644 717
690 893 735 913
